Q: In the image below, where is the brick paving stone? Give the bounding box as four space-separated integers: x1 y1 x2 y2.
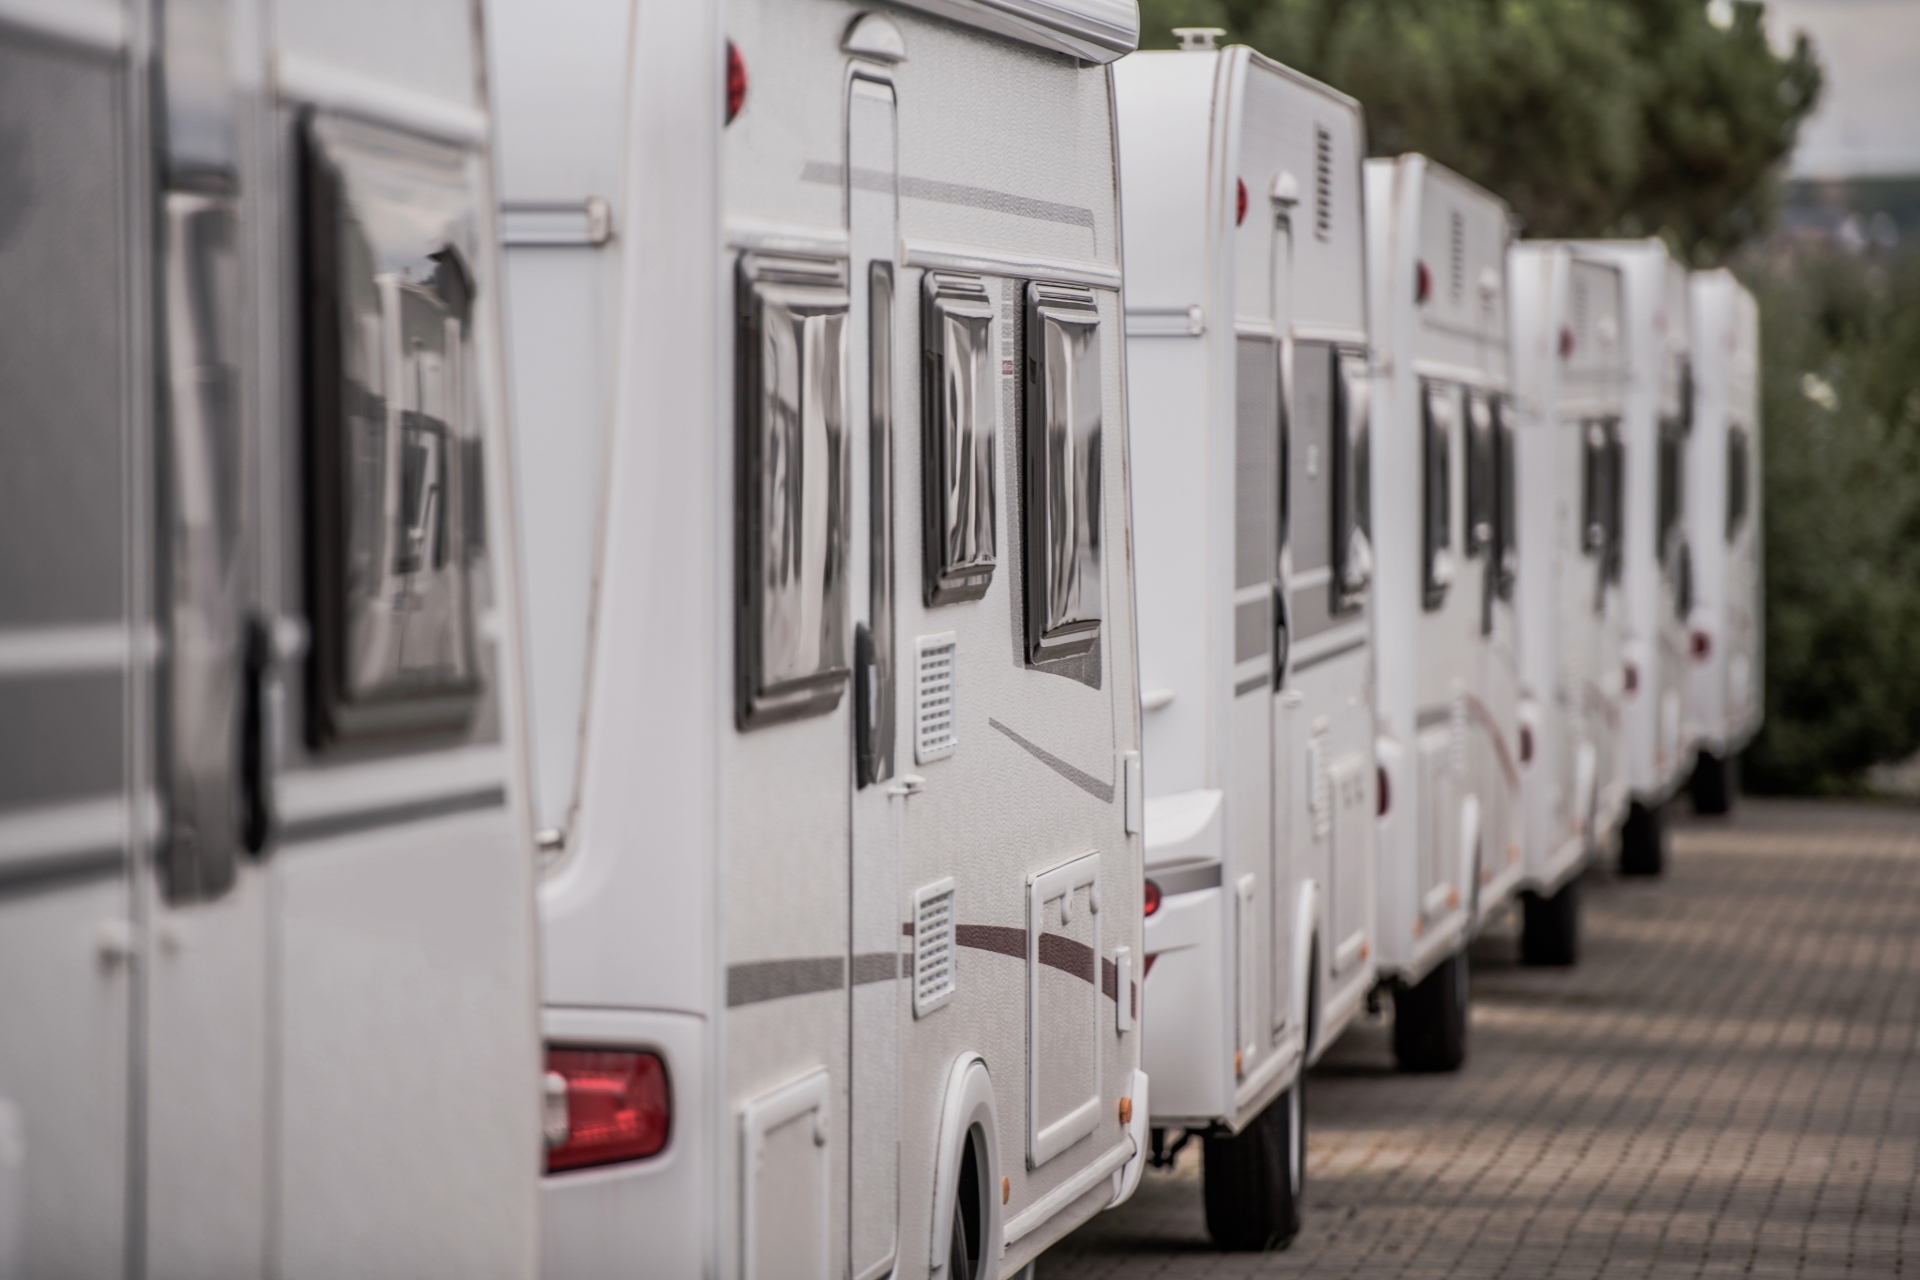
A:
1043 799 1920 1279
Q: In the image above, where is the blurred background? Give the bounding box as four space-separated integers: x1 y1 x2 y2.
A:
1136 0 1920 798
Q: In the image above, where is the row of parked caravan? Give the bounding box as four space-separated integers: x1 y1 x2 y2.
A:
0 1 1759 1277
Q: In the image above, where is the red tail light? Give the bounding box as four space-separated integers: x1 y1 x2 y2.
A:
1415 260 1432 305
725 41 747 124
1623 662 1639 696
1236 178 1248 226
1559 326 1576 359
1519 725 1534 766
545 1047 670 1173
1691 629 1712 660
1377 765 1391 816
1144 879 1162 917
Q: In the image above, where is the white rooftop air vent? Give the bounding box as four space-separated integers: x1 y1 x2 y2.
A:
912 878 957 1017
915 632 957 762
1313 125 1333 241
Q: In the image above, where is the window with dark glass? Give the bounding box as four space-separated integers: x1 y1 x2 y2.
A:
1493 395 1516 600
921 273 998 605
1331 347 1371 613
733 253 852 730
1726 425 1750 540
1423 380 1455 610
1465 391 1495 558
1604 421 1625 585
1023 282 1103 662
303 113 487 748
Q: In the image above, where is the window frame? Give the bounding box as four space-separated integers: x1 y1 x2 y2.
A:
1022 281 1104 663
302 112 486 750
734 251 853 730
1422 379 1455 611
920 272 998 606
1330 346 1371 614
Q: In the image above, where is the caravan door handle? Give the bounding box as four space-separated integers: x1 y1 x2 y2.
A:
240 614 274 855
1272 583 1290 689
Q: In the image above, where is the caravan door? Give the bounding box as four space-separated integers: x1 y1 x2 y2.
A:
1268 198 1298 1044
845 68 902 1280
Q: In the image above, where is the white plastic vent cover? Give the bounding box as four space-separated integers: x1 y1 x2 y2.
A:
915 632 957 762
912 878 956 1017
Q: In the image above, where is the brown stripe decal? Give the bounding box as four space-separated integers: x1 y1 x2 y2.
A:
986 718 1115 803
901 919 1126 1004
956 923 1026 958
727 956 845 1007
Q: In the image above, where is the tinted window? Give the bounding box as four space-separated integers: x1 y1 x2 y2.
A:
735 253 852 729
1022 282 1103 662
1422 380 1455 610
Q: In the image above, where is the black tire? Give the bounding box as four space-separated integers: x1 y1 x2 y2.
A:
1689 751 1736 816
1520 877 1580 967
950 1134 981 1280
1202 1078 1305 1251
1393 946 1469 1072
1620 800 1665 876
948 1189 973 1280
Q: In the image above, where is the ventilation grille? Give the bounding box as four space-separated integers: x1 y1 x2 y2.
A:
1313 125 1333 241
1573 275 1591 345
915 632 957 762
1449 210 1465 306
912 879 956 1017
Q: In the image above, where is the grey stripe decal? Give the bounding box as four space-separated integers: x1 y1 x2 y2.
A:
1292 635 1368 674
1416 705 1452 730
1146 860 1223 897
727 956 846 1008
278 785 507 847
1235 673 1271 698
800 162 1096 229
0 845 123 897
851 951 900 986
986 718 1114 803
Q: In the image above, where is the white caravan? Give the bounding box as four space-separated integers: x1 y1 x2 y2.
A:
1575 240 1695 872
1683 270 1762 813
1507 244 1630 964
1365 155 1520 1070
487 2 1150 1277
1115 37 1376 1249
0 0 542 1276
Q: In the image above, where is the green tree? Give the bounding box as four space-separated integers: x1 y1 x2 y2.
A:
1741 247 1920 792
1136 0 1821 263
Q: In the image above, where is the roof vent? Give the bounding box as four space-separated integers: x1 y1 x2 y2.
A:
1449 210 1465 306
915 632 957 762
1173 27 1224 50
1313 126 1333 241
912 879 957 1017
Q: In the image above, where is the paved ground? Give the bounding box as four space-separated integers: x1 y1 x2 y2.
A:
1046 799 1920 1279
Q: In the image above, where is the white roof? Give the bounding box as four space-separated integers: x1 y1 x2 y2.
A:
889 0 1139 62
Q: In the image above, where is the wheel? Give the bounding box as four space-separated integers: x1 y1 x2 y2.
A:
1620 800 1665 875
1393 946 1469 1072
949 1134 982 1280
1689 751 1736 815
1202 1077 1305 1251
1520 876 1580 966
